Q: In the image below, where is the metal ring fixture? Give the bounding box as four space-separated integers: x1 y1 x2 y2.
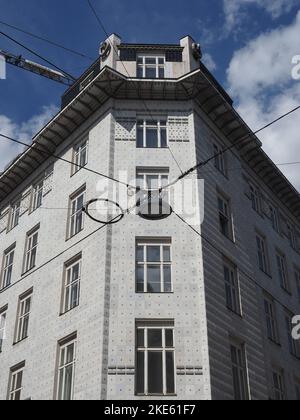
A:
83 198 125 225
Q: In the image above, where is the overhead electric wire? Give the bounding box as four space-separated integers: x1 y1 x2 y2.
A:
174 211 298 314
86 0 184 175
0 30 76 81
0 20 94 61
0 133 136 190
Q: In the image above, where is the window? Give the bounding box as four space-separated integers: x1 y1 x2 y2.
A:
136 322 175 396
62 257 81 314
23 228 39 273
295 269 300 303
256 234 269 274
213 143 227 176
264 297 279 343
250 185 261 213
8 363 25 400
72 140 88 175
272 370 285 400
15 291 32 343
230 342 249 400
287 223 297 250
137 56 165 79
1 245 15 289
269 205 279 232
9 201 21 230
0 307 7 353
285 313 300 358
32 181 43 211
218 195 233 240
136 169 169 217
137 119 167 149
68 188 85 238
56 335 77 400
224 260 241 315
136 239 172 293
276 252 290 292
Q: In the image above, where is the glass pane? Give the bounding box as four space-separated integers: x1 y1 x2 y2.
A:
72 264 80 282
163 266 172 292
163 246 171 262
136 246 144 262
165 329 174 347
145 67 156 78
146 175 159 190
137 127 144 148
137 57 143 64
137 66 143 78
136 267 144 292
160 129 167 148
145 58 156 65
148 329 162 348
166 351 175 394
137 329 144 347
70 283 79 308
147 266 161 293
159 67 165 78
147 246 161 262
136 351 145 394
64 365 73 400
66 344 74 364
58 369 64 400
158 58 164 65
16 371 23 389
146 128 158 148
148 352 163 394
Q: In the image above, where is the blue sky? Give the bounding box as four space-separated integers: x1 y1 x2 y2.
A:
0 0 300 189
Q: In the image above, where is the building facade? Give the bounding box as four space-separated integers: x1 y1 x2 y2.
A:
0 34 300 400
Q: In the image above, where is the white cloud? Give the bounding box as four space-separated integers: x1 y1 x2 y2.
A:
227 12 300 191
202 53 217 71
0 104 58 172
223 0 299 31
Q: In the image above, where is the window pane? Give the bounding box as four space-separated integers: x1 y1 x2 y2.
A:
145 67 156 78
148 352 163 394
136 246 144 262
147 266 161 293
137 267 144 292
148 329 162 348
64 365 73 400
163 246 171 262
147 246 161 262
137 330 144 347
146 128 158 148
163 266 172 292
160 129 167 148
159 67 165 78
136 351 145 394
166 351 175 394
165 329 174 347
158 58 164 65
137 127 144 148
145 58 156 65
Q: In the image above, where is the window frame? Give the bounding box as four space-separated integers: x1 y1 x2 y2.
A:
72 139 89 175
264 297 280 344
218 194 234 241
136 322 176 396
137 119 168 149
23 228 39 274
256 233 270 275
9 200 21 230
136 239 172 294
272 370 286 400
61 257 82 315
230 341 250 401
56 335 77 401
15 291 32 344
269 205 279 233
276 252 290 293
250 184 261 214
213 143 227 176
68 187 86 239
137 55 165 79
0 307 7 353
8 363 25 401
223 260 241 315
31 180 44 212
1 245 15 290
285 313 300 358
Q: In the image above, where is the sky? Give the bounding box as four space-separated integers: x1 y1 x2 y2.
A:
0 0 300 190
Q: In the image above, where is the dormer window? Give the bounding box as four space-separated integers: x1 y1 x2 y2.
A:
137 55 165 79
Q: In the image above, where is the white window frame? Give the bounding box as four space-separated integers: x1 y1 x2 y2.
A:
56 337 77 401
137 119 168 149
137 55 165 79
24 229 39 273
136 323 176 396
230 342 249 400
0 308 7 353
272 370 286 400
1 246 15 290
276 252 290 292
68 189 85 239
213 143 227 176
32 180 44 211
15 292 32 343
136 169 170 211
256 234 269 274
287 223 297 250
62 258 81 314
250 185 261 213
72 140 89 175
136 240 172 293
269 205 279 232
9 201 21 230
218 195 233 240
264 297 279 343
224 261 241 315
8 364 25 401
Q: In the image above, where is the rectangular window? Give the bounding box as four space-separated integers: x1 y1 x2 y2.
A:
1 245 15 289
218 195 233 240
264 297 279 343
62 257 81 314
256 234 269 274
72 140 88 175
32 180 44 211
230 342 249 400
213 143 227 176
136 321 175 396
269 205 279 232
9 201 21 230
272 370 285 400
136 239 172 293
224 260 241 315
286 314 300 358
136 168 169 215
15 291 32 343
137 119 167 149
68 188 85 238
23 228 39 273
250 185 261 213
137 56 165 79
287 223 297 250
0 307 7 353
56 335 77 400
8 363 25 400
276 252 290 292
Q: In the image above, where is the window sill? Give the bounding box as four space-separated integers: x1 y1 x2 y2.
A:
66 229 84 242
136 292 174 295
226 307 243 318
136 394 177 397
281 286 292 296
22 267 36 276
268 338 281 348
71 166 87 178
259 269 272 279
13 336 28 346
220 233 235 245
59 305 79 317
